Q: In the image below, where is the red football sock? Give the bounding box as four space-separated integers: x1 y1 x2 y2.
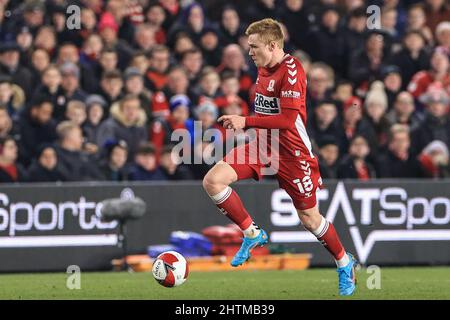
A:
313 216 345 260
210 187 253 230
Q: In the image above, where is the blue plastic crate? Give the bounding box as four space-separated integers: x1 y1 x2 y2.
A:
147 244 178 258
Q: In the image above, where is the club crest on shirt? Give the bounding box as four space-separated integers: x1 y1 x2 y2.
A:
267 79 275 92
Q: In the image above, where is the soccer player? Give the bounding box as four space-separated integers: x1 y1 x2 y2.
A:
202 19 357 296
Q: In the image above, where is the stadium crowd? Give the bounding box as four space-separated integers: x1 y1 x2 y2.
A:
0 0 449 183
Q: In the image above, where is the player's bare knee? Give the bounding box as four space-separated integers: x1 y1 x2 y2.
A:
297 208 322 231
203 171 228 195
203 162 237 195
202 172 217 194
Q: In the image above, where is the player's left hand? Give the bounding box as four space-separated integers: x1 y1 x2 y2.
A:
218 115 246 130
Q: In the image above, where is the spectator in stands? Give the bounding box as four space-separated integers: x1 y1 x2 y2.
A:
151 94 194 154
145 45 170 91
34 26 57 58
306 5 344 75
380 6 401 45
123 67 152 121
160 145 194 180
79 33 104 71
199 27 222 67
407 46 450 100
173 32 196 62
386 91 424 131
277 0 309 51
362 81 391 153
128 142 166 181
411 84 450 154
0 42 33 101
130 51 149 76
348 30 390 94
341 7 367 79
30 48 50 89
27 144 68 182
245 0 277 23
172 2 211 47
306 63 335 112
0 76 24 120
337 135 376 180
33 64 65 119
99 140 129 181
181 47 203 84
215 71 250 116
83 95 106 147
65 100 87 127
342 96 377 154
95 49 119 85
54 121 103 181
424 0 450 34
60 62 88 112
332 80 354 112
133 23 157 54
216 44 253 101
99 69 123 110
164 66 198 106
435 21 450 50
191 101 221 178
16 24 34 65
218 5 245 46
196 67 221 100
391 30 430 90
195 100 220 131
145 2 168 45
0 107 17 139
377 124 425 178
17 96 57 166
97 11 134 70
418 140 450 178
405 4 433 45
0 136 26 183
382 65 403 107
56 43 97 94
317 136 340 180
80 7 99 40
308 100 345 153
97 94 148 159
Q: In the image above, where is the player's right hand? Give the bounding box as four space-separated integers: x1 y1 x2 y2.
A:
218 115 246 130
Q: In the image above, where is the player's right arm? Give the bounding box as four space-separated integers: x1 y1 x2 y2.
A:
218 108 298 130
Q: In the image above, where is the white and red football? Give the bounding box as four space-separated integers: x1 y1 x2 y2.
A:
152 251 189 287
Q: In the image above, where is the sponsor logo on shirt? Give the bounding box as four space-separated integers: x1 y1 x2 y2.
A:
281 90 300 98
254 93 280 114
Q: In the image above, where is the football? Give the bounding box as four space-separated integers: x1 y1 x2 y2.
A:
152 251 189 287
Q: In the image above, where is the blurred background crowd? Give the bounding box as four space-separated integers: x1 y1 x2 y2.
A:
0 0 448 183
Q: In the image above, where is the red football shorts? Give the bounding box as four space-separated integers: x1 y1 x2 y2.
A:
224 143 322 210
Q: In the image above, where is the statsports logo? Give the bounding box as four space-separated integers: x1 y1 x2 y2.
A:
254 93 280 115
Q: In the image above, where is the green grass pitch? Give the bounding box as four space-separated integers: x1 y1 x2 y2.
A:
0 267 449 300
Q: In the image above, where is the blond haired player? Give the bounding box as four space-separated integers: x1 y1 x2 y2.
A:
203 19 357 296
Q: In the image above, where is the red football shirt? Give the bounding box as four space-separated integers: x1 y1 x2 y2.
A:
248 54 314 161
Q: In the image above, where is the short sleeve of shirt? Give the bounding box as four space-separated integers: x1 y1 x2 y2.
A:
278 60 306 111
